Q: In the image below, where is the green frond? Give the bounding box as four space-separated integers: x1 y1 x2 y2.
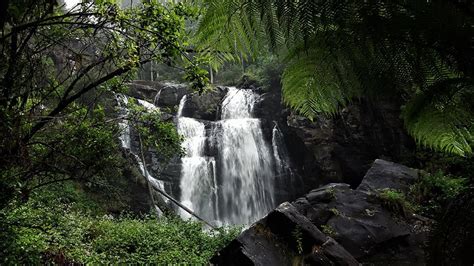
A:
191 0 267 69
403 81 474 156
194 0 474 156
282 46 361 117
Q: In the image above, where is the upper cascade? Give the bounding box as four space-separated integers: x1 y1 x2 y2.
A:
221 88 256 119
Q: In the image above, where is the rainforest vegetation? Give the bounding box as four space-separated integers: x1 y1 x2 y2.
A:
0 0 472 264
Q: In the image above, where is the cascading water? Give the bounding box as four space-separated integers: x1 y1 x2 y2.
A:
272 124 293 176
177 95 219 221
215 88 275 225
178 87 277 225
177 117 218 221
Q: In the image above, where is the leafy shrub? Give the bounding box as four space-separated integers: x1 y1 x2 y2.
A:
377 189 416 216
0 189 239 265
242 55 284 90
409 171 467 217
320 224 337 237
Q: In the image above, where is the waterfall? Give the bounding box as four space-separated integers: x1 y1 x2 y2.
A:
178 87 276 225
137 98 159 111
116 94 131 149
216 88 275 224
177 116 218 221
272 123 292 175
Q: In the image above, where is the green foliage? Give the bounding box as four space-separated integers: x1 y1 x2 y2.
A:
377 188 416 216
127 99 184 163
214 63 244 86
410 171 467 217
402 81 474 156
0 190 239 264
320 224 336 238
0 0 205 208
184 55 211 93
194 0 474 156
291 226 303 254
242 55 284 90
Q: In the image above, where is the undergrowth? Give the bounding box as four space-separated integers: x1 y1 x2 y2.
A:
0 182 239 265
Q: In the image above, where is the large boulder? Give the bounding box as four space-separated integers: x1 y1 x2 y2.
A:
126 82 158 101
212 160 430 265
155 83 189 108
179 86 228 120
211 202 358 266
357 159 419 194
126 81 190 109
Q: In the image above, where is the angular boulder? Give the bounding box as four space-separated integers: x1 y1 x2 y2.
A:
179 86 228 120
211 202 358 266
212 159 429 265
357 159 419 194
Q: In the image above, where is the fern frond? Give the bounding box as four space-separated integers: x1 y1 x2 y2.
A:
194 0 474 156
282 45 362 117
403 80 474 156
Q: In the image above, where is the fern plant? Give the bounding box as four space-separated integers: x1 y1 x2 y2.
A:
192 0 474 156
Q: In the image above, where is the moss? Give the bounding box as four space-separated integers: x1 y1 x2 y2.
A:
320 224 337 238
329 207 341 216
377 188 416 217
326 188 337 199
291 226 303 254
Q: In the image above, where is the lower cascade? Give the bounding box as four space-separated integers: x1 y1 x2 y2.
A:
178 87 279 225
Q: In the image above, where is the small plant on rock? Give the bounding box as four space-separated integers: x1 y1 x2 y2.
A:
320 224 337 238
291 226 304 254
329 208 341 216
377 189 416 217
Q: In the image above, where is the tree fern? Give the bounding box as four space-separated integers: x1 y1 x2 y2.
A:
193 0 474 156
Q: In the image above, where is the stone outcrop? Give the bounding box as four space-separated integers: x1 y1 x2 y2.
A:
126 80 190 108
178 86 228 120
286 98 416 188
212 159 430 265
211 202 358 266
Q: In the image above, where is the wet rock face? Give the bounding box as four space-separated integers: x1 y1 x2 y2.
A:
179 86 228 120
126 80 190 108
212 160 430 265
287 98 416 187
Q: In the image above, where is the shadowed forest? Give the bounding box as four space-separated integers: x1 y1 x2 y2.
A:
0 0 472 264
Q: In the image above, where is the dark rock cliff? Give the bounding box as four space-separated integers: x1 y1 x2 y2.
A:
286 98 416 188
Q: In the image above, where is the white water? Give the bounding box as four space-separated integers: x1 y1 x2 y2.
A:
116 94 131 149
138 98 159 111
272 124 292 176
178 87 276 225
177 116 218 221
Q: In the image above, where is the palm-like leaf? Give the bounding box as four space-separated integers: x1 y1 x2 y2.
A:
193 0 474 156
